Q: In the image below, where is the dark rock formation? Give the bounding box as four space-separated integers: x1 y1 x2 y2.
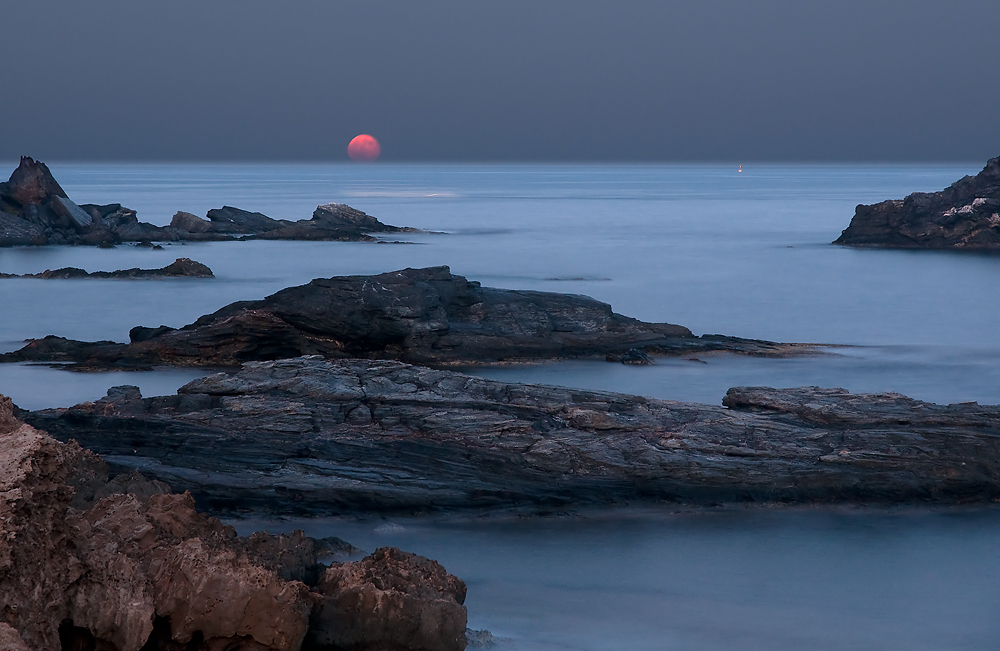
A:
23 356 1000 514
0 257 213 279
0 158 416 247
0 395 468 651
835 155 1000 248
169 203 415 242
0 266 808 369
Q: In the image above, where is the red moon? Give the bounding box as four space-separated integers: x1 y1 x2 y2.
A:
347 134 381 161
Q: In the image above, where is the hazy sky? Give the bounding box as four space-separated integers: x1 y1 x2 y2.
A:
3 0 998 162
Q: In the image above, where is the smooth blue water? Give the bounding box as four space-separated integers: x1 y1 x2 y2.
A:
1 162 997 407
3 162 999 649
234 508 1000 651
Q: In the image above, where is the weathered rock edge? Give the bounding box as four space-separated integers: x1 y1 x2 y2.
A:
0 395 468 651
0 157 414 247
0 257 213 279
0 266 812 369
834 155 1000 248
23 356 1000 515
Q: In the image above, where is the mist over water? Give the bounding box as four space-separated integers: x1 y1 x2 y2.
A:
3 162 1000 648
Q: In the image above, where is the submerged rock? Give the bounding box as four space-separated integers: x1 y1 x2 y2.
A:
0 266 805 369
24 356 1000 514
835 155 1000 248
0 395 468 651
0 257 214 279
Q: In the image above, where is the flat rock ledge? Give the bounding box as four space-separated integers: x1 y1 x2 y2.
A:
0 395 468 651
0 157 414 247
23 356 1000 514
0 257 213 279
834 155 1000 248
0 266 812 369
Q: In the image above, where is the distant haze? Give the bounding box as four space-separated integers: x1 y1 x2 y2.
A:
2 0 997 162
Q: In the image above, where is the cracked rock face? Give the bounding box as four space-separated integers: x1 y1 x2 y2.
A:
834 155 1000 248
0 395 467 651
24 357 1000 515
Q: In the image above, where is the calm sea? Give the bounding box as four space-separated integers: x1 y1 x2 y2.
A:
2 162 998 649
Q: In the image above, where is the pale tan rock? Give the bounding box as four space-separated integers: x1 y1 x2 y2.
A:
0 395 468 651
309 547 468 651
0 622 30 651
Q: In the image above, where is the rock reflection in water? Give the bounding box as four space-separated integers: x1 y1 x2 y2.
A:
232 508 1000 651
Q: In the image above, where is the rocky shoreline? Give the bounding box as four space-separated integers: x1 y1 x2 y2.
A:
6 158 998 650
0 266 815 369
0 257 213 279
0 157 417 247
0 396 469 651
21 356 1000 515
834 155 1000 249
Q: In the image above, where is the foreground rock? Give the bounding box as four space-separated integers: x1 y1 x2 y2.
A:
23 356 1000 514
1 266 807 369
835 155 1000 248
0 396 467 651
0 157 414 247
0 257 213 279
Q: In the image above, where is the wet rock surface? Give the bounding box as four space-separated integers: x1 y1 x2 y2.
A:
23 356 1000 515
835 155 1000 248
0 266 807 369
0 396 467 651
0 158 414 247
0 257 213 279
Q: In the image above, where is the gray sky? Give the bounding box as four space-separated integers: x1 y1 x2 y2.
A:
2 0 998 162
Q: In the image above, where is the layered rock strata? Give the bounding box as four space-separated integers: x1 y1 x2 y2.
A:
0 395 468 651
0 266 807 369
835 155 1000 248
0 257 213 279
23 356 1000 514
0 157 412 247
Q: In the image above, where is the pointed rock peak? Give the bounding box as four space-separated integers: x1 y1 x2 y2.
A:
5 156 68 206
982 155 1000 179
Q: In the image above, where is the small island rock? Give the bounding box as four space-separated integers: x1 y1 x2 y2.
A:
0 266 804 368
0 158 416 247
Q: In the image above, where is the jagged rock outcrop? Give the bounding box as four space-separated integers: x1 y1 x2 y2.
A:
23 356 1000 514
0 158 415 247
0 266 807 369
0 257 213 279
835 155 1000 248
0 395 467 651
